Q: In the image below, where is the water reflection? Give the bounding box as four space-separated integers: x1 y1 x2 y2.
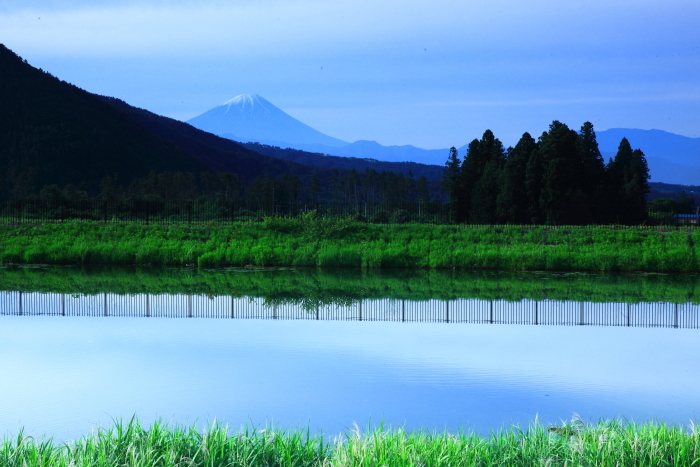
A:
2 265 700 306
2 291 699 329
1 266 699 439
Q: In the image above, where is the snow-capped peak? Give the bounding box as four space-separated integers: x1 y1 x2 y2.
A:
187 94 349 147
220 94 270 114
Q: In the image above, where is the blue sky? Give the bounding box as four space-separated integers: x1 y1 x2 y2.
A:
1 0 698 148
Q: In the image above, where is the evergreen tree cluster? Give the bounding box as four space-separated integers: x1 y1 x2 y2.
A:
442 121 650 225
28 168 439 208
13 169 446 225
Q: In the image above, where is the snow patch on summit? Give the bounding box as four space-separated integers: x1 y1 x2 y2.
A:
220 94 270 115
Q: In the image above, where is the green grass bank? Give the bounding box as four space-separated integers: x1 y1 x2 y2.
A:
3 418 699 467
1 216 699 272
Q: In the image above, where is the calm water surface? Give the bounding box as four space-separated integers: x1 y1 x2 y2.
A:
0 266 699 440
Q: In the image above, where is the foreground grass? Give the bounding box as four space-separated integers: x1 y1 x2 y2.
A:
3 418 699 467
1 216 699 271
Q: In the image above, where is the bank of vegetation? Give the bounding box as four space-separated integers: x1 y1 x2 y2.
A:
2 418 699 467
1 215 700 273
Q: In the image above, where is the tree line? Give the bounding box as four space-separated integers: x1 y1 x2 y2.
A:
5 120 656 226
442 121 650 225
22 167 442 208
5 168 448 224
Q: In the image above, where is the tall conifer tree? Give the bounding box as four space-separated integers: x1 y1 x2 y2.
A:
538 121 580 224
470 130 506 223
625 148 651 223
498 132 537 223
606 138 650 224
459 139 481 223
525 134 546 224
575 122 606 223
441 147 462 223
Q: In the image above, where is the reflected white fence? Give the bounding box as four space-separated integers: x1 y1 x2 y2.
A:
1 291 699 329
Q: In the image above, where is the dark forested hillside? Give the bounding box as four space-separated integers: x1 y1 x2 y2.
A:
240 142 445 180
0 44 210 196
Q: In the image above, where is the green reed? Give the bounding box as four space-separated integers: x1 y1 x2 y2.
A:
1 220 699 272
2 417 699 467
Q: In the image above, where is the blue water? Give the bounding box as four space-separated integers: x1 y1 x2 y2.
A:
1 312 699 440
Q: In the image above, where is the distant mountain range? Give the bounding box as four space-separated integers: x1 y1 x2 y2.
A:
596 129 700 186
188 95 700 185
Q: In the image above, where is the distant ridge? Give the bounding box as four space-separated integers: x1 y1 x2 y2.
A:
596 128 700 185
241 142 445 181
275 140 458 166
596 128 700 165
187 94 348 148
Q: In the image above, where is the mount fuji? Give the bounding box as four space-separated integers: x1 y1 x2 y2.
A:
187 94 348 148
187 94 457 166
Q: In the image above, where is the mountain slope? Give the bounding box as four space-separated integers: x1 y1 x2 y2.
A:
271 139 455 166
331 140 454 165
0 44 209 194
187 94 348 147
241 142 445 180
